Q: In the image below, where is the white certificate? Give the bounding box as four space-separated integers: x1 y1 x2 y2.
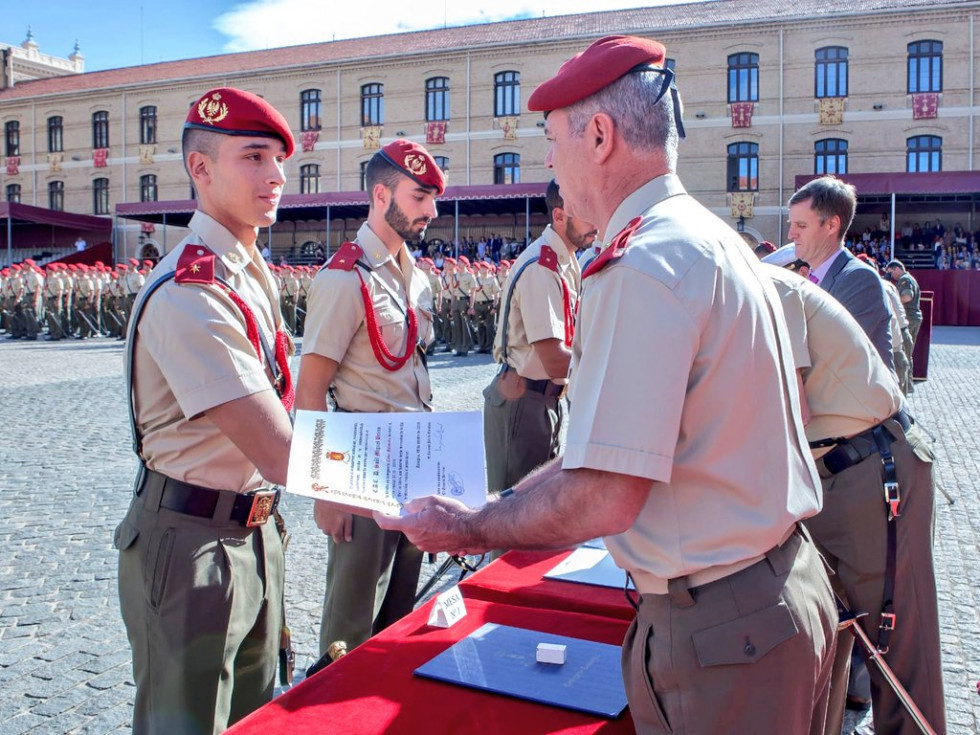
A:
286 409 488 515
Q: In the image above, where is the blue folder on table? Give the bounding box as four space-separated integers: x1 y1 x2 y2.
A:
414 623 628 718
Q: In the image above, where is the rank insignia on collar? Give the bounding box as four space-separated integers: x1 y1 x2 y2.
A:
327 242 364 272
582 216 643 280
176 244 216 284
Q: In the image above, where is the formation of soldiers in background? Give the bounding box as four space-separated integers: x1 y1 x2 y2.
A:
1 258 148 341
423 255 509 357
0 252 516 347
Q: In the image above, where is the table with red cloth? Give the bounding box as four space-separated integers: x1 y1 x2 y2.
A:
458 549 636 622
228 552 637 735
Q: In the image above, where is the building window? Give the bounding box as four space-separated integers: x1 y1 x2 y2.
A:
300 163 320 194
493 152 520 185
93 177 110 215
92 110 109 149
426 77 450 122
728 53 759 103
815 139 848 175
140 174 158 202
815 47 848 98
434 156 449 172
6 184 20 203
907 135 941 172
48 181 64 211
494 71 520 117
139 106 157 145
908 40 942 94
726 142 758 191
47 116 63 153
300 89 322 131
361 83 384 126
5 121 19 157
360 160 369 191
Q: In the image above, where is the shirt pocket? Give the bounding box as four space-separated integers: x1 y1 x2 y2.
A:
374 304 407 353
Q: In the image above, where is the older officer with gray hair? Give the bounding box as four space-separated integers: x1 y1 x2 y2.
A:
377 35 836 735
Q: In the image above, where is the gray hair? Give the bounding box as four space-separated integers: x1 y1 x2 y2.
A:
564 71 678 170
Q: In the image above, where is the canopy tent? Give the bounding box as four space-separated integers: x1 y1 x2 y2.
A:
793 171 980 260
115 182 551 256
1 202 112 267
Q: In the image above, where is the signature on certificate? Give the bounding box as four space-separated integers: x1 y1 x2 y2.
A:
431 423 446 452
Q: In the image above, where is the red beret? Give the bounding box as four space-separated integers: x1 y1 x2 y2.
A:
67 264 78 271
186 87 294 158
443 257 457 266
528 35 667 113
377 140 445 195
458 256 471 266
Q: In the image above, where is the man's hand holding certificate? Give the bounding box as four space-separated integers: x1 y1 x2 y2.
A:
287 410 488 516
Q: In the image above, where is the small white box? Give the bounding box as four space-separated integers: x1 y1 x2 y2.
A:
536 642 567 665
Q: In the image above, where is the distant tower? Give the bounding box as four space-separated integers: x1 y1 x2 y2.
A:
22 26 38 51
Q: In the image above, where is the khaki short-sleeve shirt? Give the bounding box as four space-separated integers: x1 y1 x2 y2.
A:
563 175 820 591
303 222 432 413
766 266 902 448
132 210 291 493
493 226 581 382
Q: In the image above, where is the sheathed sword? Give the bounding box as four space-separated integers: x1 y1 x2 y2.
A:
836 596 937 735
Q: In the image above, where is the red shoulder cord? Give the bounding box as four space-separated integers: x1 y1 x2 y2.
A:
354 271 419 372
222 287 295 411
558 275 574 347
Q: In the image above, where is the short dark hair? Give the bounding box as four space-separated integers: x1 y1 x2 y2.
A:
365 153 406 208
181 127 222 177
544 179 563 225
788 176 857 237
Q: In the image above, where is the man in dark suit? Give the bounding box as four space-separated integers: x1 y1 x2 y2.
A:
788 176 894 372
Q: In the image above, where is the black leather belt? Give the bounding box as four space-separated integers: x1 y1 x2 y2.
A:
500 365 565 398
138 467 280 527
815 409 912 476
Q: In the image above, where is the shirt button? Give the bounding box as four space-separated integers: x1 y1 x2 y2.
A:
744 639 756 657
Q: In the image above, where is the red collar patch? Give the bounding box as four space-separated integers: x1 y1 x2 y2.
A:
175 244 216 284
327 242 364 272
538 244 559 273
582 216 642 280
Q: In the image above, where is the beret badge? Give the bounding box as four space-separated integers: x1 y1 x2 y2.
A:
404 154 428 177
198 93 230 126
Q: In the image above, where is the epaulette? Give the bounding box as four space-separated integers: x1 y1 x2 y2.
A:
537 245 560 273
175 243 216 284
582 216 643 279
327 242 364 271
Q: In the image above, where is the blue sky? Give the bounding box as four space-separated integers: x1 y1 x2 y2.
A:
6 0 695 72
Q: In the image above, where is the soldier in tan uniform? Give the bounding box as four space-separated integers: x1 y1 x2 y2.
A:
418 257 442 354
470 260 500 353
43 263 66 340
437 257 456 351
296 139 441 664
20 260 43 340
378 35 837 735
115 87 296 734
449 255 477 355
483 179 592 497
763 248 946 735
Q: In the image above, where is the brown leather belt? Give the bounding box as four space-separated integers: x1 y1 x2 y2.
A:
137 466 279 527
500 364 565 398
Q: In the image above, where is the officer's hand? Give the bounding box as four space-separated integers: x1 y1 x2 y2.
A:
373 496 484 555
314 500 353 543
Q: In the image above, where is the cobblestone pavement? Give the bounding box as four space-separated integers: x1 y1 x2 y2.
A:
0 330 977 734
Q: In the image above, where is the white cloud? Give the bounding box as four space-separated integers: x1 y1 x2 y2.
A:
213 0 691 52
